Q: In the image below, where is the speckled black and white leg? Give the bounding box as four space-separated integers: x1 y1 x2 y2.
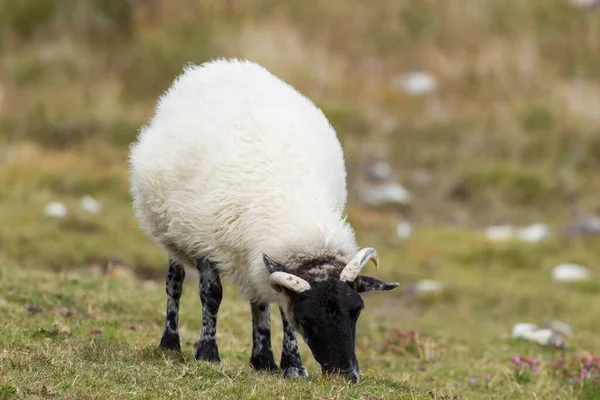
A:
194 258 222 363
159 259 185 351
280 306 309 378
249 303 278 371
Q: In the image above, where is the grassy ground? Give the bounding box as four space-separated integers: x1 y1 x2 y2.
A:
1 0 600 399
1 230 600 399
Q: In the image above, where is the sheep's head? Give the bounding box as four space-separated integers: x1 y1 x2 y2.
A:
263 248 398 383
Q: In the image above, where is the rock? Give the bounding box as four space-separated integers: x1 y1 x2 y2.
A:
44 202 68 218
361 182 411 207
512 322 538 337
552 263 591 282
567 215 600 237
80 195 102 214
541 320 573 337
391 72 437 96
485 223 549 243
414 279 443 294
517 223 549 243
396 221 412 239
485 225 515 241
511 322 566 348
366 161 393 183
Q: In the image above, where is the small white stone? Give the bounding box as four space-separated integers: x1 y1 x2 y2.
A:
361 183 411 207
541 320 573 337
368 161 393 182
517 223 549 242
44 202 68 218
391 72 437 96
568 215 600 236
415 279 443 294
552 263 591 282
511 322 566 347
396 221 412 239
512 322 538 338
485 225 515 241
80 195 102 214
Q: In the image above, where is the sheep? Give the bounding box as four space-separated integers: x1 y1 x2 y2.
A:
128 58 399 383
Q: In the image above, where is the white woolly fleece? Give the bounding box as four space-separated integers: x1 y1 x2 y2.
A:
129 58 358 303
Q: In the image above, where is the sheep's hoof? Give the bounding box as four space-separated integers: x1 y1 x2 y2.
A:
250 355 279 372
282 366 309 379
159 332 181 351
194 341 221 363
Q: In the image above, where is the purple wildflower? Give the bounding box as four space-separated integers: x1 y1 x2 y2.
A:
485 374 492 381
469 377 477 385
511 356 521 366
584 358 593 368
582 369 589 378
533 367 540 375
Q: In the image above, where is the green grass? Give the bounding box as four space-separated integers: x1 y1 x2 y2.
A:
2 228 600 399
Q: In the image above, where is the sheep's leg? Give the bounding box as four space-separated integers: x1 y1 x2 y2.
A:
280 306 309 378
194 258 223 363
249 302 278 371
159 259 185 351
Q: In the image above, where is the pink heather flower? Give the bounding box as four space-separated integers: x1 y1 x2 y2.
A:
511 356 521 366
469 377 477 385
582 369 589 378
584 358 593 368
485 374 492 381
533 367 540 375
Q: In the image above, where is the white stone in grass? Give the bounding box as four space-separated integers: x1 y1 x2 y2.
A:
396 221 412 239
517 223 549 242
391 72 437 96
511 322 566 347
414 279 443 294
361 182 411 207
44 202 68 218
80 195 102 214
485 225 515 241
552 263 591 282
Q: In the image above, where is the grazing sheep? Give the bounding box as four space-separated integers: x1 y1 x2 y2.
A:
128 58 399 383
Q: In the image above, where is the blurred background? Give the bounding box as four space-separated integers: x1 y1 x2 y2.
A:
1 0 599 272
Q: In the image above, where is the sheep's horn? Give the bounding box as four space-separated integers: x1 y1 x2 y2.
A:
340 248 379 282
270 271 311 293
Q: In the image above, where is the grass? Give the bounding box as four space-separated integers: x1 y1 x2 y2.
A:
1 0 600 398
1 227 600 399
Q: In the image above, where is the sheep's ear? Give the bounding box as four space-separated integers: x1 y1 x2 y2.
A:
351 275 399 293
263 253 285 273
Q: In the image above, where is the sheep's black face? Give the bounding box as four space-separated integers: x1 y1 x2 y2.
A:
291 280 364 383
